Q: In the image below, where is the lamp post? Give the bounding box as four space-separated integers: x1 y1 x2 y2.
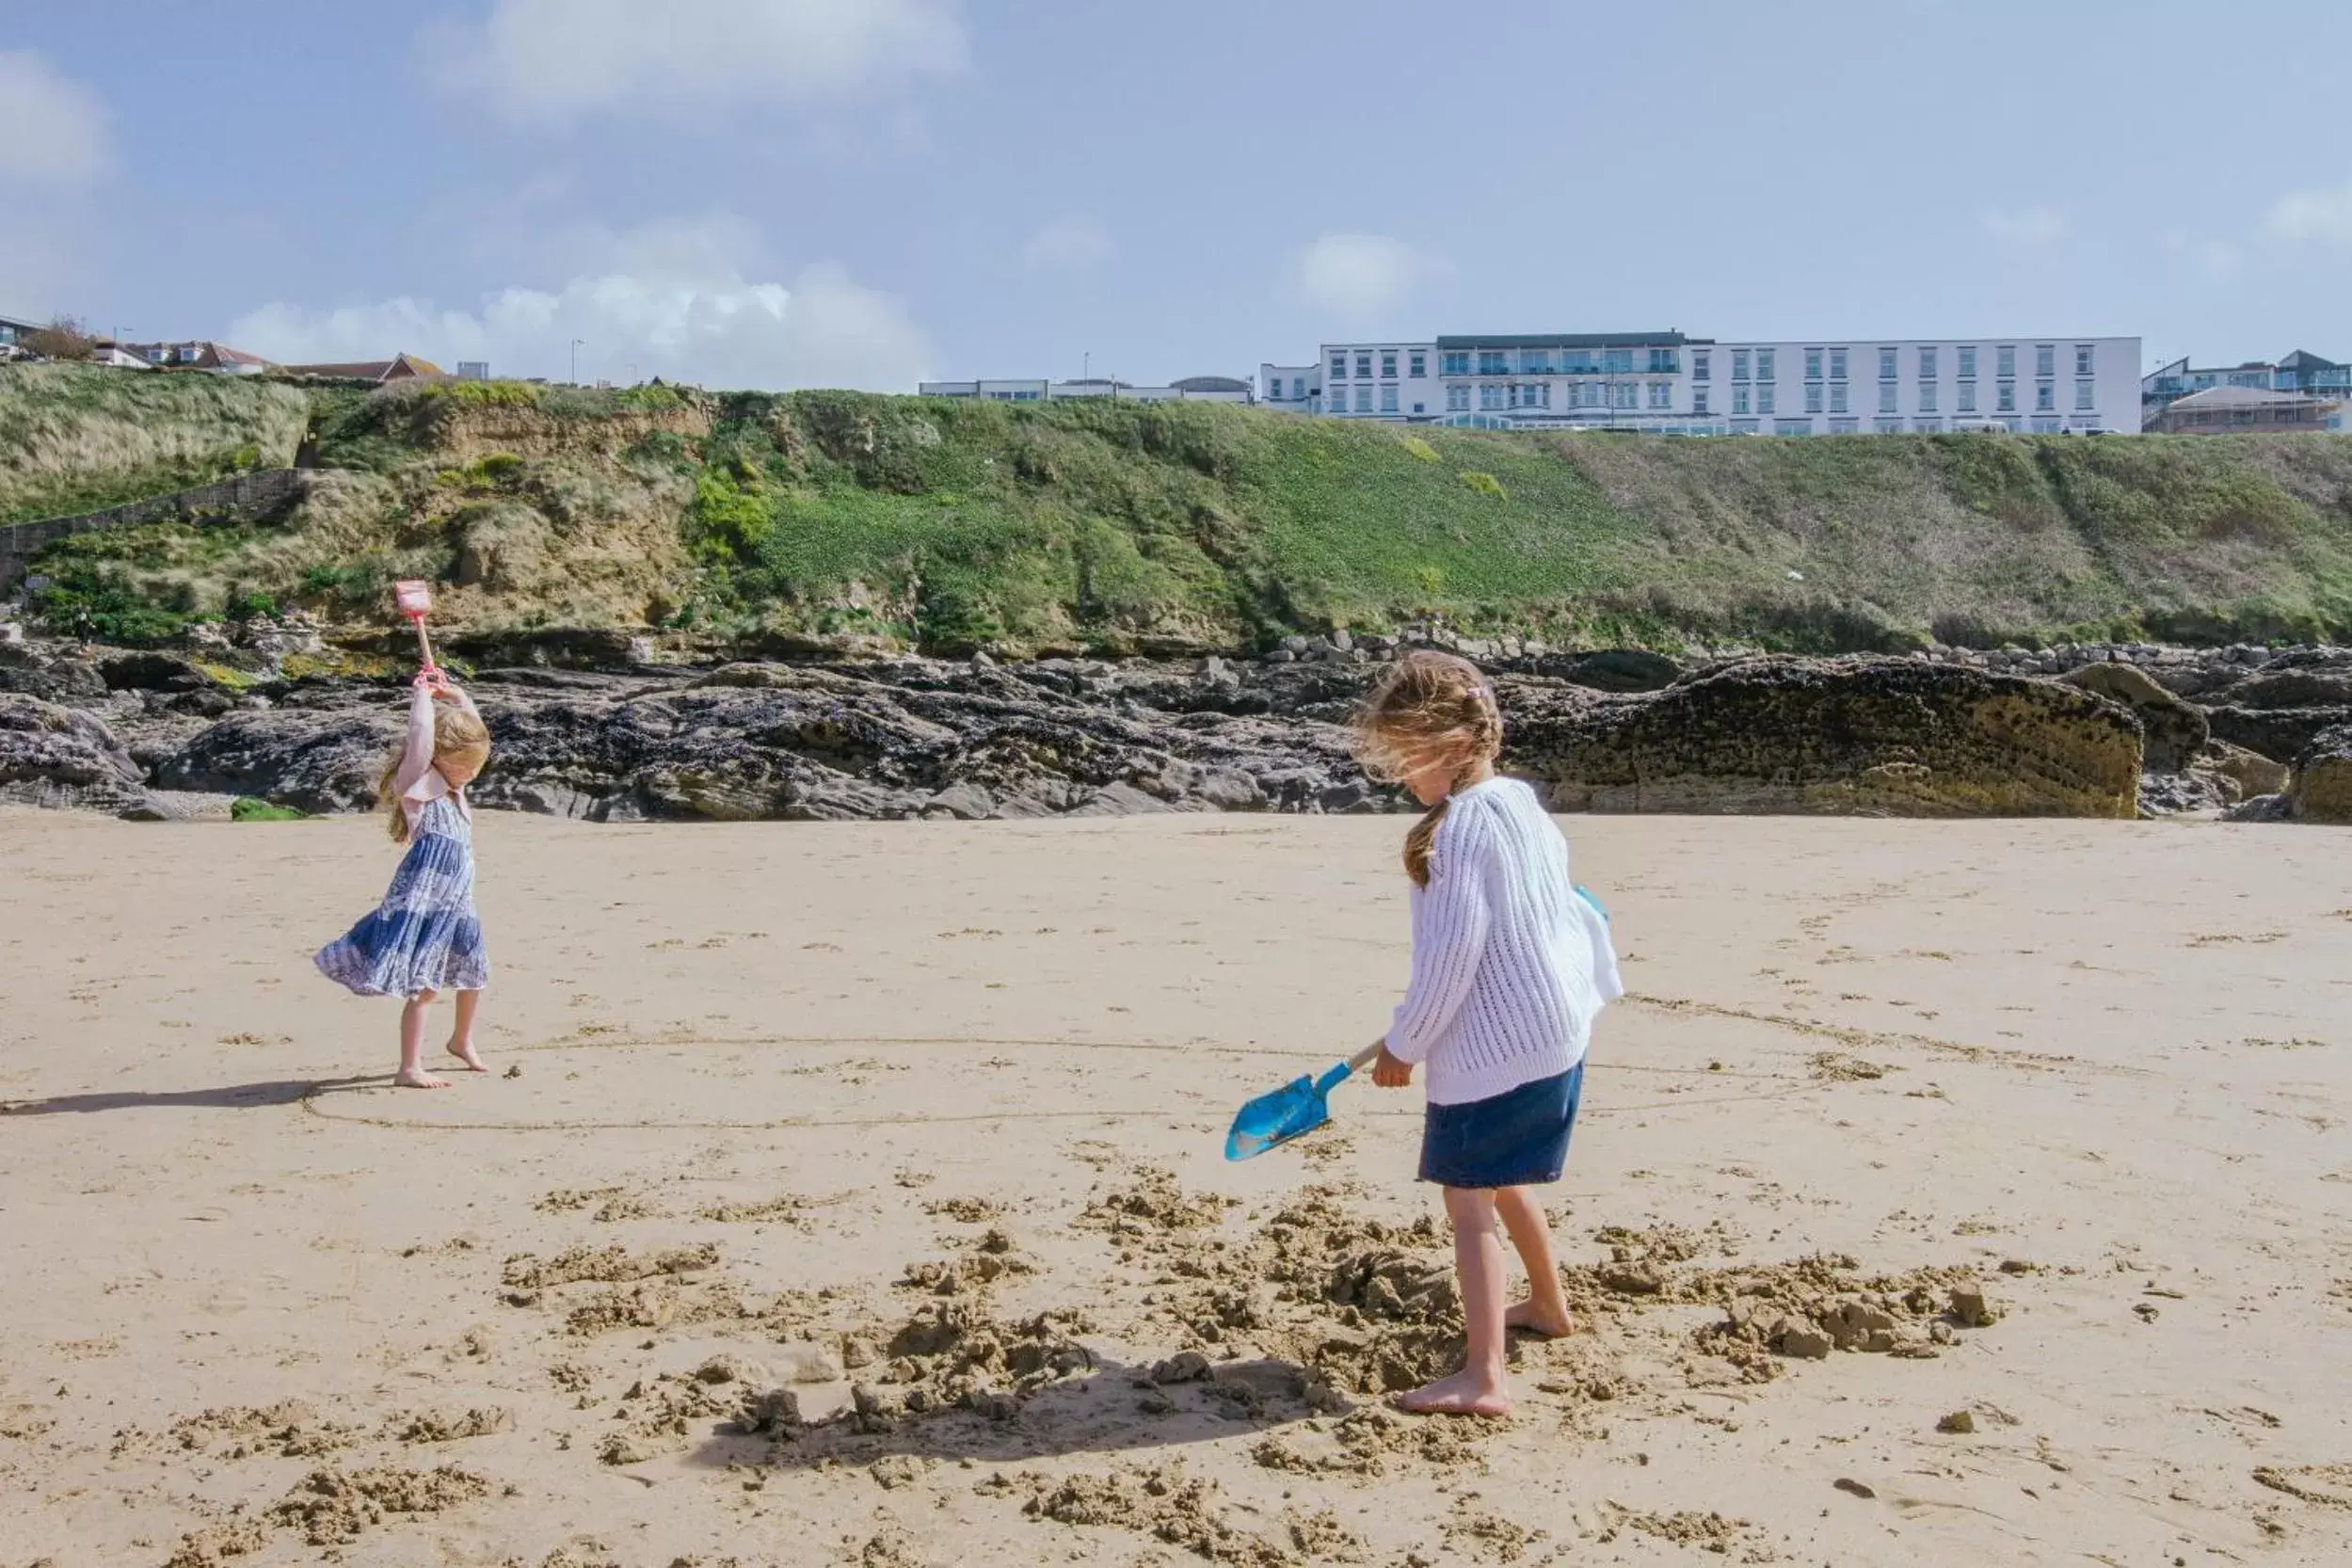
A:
570 339 585 385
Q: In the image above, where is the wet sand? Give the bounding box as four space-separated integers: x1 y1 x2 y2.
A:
2 807 2349 1566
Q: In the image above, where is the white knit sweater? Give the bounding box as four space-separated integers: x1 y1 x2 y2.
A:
1384 776 1624 1106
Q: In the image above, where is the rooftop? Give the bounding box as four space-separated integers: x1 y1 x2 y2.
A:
1434 331 1689 350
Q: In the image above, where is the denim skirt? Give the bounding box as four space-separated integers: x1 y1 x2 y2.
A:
1417 1063 1584 1189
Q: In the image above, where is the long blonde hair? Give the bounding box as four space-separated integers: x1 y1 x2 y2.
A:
1352 650 1502 888
379 698 492 843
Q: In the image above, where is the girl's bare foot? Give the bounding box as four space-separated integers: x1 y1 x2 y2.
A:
446 1039 488 1072
1505 1298 1576 1337
394 1068 451 1089
1398 1368 1512 1418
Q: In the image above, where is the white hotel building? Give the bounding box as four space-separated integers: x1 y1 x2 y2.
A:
1262 331 2142 435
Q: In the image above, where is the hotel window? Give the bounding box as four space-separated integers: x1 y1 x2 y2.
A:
1918 346 1938 380
1756 348 1776 381
2075 379 2095 411
1775 419 1813 437
1693 388 1709 414
1479 351 1508 376
1648 348 1679 374
1382 385 1399 412
1292 378 1306 399
1879 383 1896 414
1693 350 1711 381
1447 385 1470 411
1354 387 1372 413
1958 382 1977 413
1876 418 1903 434
1805 348 1823 382
1328 353 1346 379
1381 352 1397 379
1831 384 1848 414
1918 383 1938 413
1758 384 1776 414
2036 382 2055 412
1997 381 2016 412
2036 344 2055 378
1997 344 2016 377
1830 418 1860 435
1441 351 1469 376
1409 352 1425 377
1355 353 1372 378
1608 382 1636 409
1805 383 1824 413
1605 348 1634 375
1480 384 1504 410
1732 349 1752 380
1830 347 1848 381
1958 346 1976 379
1649 382 1672 409
1879 346 1897 380
1912 419 1943 433
1733 385 1751 415
2074 344 2094 376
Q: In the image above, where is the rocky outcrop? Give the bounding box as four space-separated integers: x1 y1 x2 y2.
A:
152 703 401 814
0 692 145 810
2061 662 2207 772
1504 658 2144 818
2203 705 2352 764
2288 727 2352 824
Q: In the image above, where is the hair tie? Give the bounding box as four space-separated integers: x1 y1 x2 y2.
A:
1464 685 1488 697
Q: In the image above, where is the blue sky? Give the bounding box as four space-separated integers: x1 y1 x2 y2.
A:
3 0 2349 388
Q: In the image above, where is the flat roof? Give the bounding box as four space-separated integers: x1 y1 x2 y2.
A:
1434 332 1688 350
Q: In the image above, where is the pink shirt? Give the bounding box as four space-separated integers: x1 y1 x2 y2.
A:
394 681 478 831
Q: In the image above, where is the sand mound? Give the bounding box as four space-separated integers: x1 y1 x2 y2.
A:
268 1464 489 1544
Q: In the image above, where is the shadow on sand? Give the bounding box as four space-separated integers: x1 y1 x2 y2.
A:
1 1074 380 1115
681 1352 1374 1477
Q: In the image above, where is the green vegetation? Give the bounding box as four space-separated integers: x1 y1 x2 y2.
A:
231 797 309 822
0 364 307 522
9 366 2352 652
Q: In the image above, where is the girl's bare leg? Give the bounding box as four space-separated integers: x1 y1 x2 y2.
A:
397 989 449 1088
446 988 487 1071
1401 1186 1512 1417
1496 1185 1575 1336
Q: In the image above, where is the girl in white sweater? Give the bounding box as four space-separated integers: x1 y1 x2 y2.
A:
1359 651 1624 1417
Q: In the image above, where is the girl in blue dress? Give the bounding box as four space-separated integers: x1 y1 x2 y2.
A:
314 669 494 1088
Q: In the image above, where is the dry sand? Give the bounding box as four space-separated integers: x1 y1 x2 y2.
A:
2 806 2349 1568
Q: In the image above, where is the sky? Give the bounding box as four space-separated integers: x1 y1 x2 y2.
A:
3 0 2350 390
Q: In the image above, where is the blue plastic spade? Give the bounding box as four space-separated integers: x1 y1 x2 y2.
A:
1224 1042 1384 1160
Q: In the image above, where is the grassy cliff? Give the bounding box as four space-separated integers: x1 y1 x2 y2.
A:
0 365 310 524
9 365 2352 651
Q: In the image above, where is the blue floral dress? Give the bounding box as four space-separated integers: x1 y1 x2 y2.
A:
314 795 490 997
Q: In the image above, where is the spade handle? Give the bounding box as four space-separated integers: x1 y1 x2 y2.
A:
1348 1040 1384 1071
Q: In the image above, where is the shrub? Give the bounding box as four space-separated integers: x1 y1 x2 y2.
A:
1400 436 1440 463
231 798 308 822
1459 470 1507 500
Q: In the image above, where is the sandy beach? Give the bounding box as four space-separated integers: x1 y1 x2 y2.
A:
3 806 2349 1567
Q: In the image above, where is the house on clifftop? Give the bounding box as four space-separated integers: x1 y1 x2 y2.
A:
280 352 445 385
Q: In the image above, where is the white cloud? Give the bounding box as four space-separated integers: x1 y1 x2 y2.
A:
0 50 110 185
1293 232 1436 323
2160 229 2242 282
1021 214 1112 273
2262 177 2352 248
1981 206 2067 248
229 219 932 390
431 0 964 125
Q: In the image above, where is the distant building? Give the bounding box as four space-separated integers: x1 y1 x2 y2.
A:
2143 349 2351 422
88 342 155 370
1290 330 2141 434
0 313 40 348
119 340 273 375
2144 384 2345 434
919 376 1255 405
280 352 445 384
456 361 490 380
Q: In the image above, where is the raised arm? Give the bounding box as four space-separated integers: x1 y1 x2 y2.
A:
391 676 439 798
1383 803 1496 1064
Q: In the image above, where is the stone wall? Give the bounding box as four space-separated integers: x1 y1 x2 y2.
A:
0 470 308 591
